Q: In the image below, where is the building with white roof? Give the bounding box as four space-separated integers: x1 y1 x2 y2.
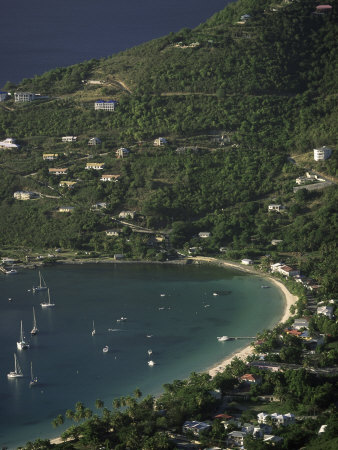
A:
314 146 332 161
317 305 334 319
0 138 20 149
94 100 117 111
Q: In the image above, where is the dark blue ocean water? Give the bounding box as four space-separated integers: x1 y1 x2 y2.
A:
0 0 231 87
0 263 284 448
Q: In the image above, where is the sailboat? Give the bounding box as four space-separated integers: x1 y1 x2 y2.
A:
17 320 30 350
32 271 47 293
92 320 96 336
29 362 38 387
30 306 39 335
7 353 24 378
40 288 55 308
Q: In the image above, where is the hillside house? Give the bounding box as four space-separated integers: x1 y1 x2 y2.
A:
85 162 105 170
314 146 332 161
315 4 333 14
100 174 121 182
296 172 325 185
116 147 130 158
91 202 107 210
0 138 20 149
271 239 283 245
94 100 117 111
43 153 58 160
59 181 77 189
14 92 36 102
263 435 283 444
105 230 120 237
88 137 101 146
241 258 253 265
268 204 286 212
154 137 167 146
258 412 295 426
62 136 77 142
227 431 247 447
49 168 68 175
13 191 38 200
182 420 211 437
119 210 136 219
199 232 211 238
58 206 74 213
317 305 334 319
0 91 8 102
239 373 261 385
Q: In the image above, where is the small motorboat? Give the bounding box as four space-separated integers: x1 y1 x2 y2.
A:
261 285 270 289
217 336 230 342
147 349 153 356
148 360 155 366
103 346 109 353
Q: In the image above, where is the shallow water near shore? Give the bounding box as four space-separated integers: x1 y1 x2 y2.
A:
0 263 284 448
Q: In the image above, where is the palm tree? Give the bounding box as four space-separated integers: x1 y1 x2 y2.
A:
95 398 104 410
133 387 142 399
112 397 121 409
51 414 64 428
65 409 74 421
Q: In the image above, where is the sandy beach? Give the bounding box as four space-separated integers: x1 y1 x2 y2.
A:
188 257 298 377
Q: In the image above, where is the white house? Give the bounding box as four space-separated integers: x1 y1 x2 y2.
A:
14 92 36 102
62 136 77 142
0 138 20 149
13 191 38 200
293 318 309 330
154 137 167 146
58 206 74 213
199 232 211 238
88 137 101 146
271 239 283 246
0 91 8 102
317 305 334 319
105 230 120 237
314 146 332 161
85 162 105 170
43 153 58 160
100 174 120 182
59 181 77 189
91 202 107 210
94 100 117 111
268 204 285 212
227 431 247 447
119 210 136 219
116 147 130 158
49 168 68 175
258 412 295 426
241 258 253 265
182 420 211 436
278 265 299 277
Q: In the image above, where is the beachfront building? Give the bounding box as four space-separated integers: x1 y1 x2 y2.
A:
182 421 211 437
114 254 124 260
13 191 38 200
154 137 167 146
62 136 77 142
49 168 68 176
14 92 36 102
314 146 332 161
241 258 253 265
88 137 101 146
116 147 130 158
100 174 121 182
239 373 261 385
0 138 20 149
43 153 58 161
293 318 310 330
270 262 299 277
94 100 118 111
0 91 8 102
85 162 105 170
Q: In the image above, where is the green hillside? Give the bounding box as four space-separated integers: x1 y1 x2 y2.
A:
0 0 337 294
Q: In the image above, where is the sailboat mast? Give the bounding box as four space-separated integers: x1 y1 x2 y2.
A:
14 354 17 373
20 320 23 341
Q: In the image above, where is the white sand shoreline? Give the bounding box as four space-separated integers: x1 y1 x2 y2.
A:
188 257 298 377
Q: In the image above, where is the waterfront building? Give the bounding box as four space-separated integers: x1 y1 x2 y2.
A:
14 92 36 102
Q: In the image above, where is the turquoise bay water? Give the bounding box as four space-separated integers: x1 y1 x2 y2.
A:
0 263 284 448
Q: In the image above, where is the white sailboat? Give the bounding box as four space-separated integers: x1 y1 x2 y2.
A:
29 362 38 387
7 353 24 378
92 320 96 336
32 271 47 293
17 320 30 350
148 360 155 366
30 306 39 335
147 349 153 356
40 288 55 308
